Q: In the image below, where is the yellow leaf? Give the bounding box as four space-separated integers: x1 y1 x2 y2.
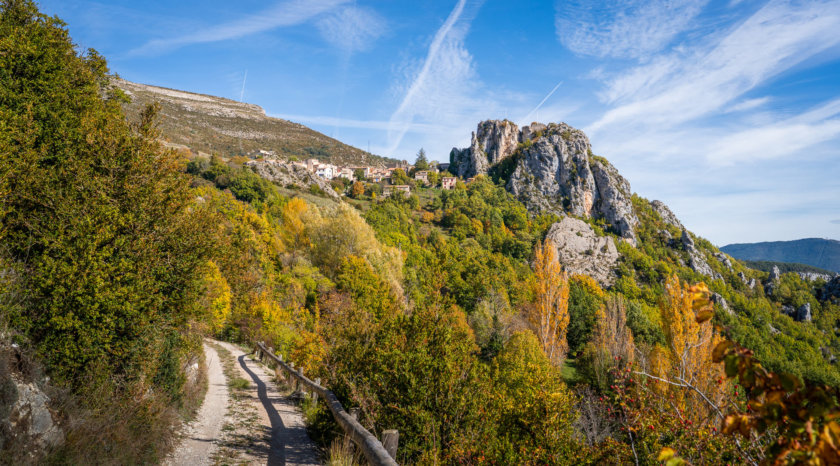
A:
657 447 676 461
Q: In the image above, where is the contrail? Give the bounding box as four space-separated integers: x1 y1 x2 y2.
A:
386 0 469 155
239 70 248 102
524 80 563 123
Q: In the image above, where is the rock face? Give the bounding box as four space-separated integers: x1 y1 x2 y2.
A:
450 120 519 179
544 217 619 286
650 200 683 229
679 229 714 277
245 160 339 199
769 265 782 282
451 120 640 241
798 272 835 282
1 345 64 460
711 292 731 315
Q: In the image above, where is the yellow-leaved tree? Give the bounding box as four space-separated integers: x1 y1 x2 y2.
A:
648 275 726 418
531 238 570 365
201 260 231 335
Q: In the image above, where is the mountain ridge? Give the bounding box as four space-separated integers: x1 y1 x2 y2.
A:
722 238 840 273
114 78 397 167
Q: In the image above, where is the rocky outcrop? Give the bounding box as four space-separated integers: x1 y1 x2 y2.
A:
650 200 683 230
679 229 714 277
798 272 835 282
245 160 339 199
711 292 732 315
451 120 640 241
450 120 519 179
781 303 813 322
765 265 782 295
797 303 812 322
544 217 619 286
714 252 733 270
769 265 781 282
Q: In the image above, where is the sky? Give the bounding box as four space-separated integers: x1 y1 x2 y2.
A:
37 0 840 246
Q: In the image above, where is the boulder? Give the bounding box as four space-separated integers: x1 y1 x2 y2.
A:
544 217 619 286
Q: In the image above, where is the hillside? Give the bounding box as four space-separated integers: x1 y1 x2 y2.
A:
722 238 840 273
114 78 395 167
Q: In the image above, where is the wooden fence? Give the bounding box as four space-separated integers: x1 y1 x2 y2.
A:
254 342 399 466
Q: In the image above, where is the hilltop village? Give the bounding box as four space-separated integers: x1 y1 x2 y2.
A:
239 150 460 198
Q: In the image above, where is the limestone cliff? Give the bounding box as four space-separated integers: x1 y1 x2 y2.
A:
450 120 639 241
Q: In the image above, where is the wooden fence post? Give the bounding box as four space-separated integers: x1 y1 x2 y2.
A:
382 430 399 460
313 378 320 401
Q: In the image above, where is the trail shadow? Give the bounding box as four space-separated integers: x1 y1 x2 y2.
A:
238 354 286 465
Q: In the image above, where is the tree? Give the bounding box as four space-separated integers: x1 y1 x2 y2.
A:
415 148 429 171
531 238 570 364
427 171 440 187
0 0 213 387
390 168 411 186
350 181 365 198
354 168 366 181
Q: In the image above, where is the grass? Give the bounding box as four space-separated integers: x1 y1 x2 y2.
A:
229 377 250 390
561 358 581 384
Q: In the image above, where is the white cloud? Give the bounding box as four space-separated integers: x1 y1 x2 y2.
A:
316 6 386 53
555 0 708 59
725 97 770 113
589 0 840 134
129 0 349 56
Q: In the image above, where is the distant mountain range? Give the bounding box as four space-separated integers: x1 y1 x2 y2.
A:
114 79 396 167
721 238 840 273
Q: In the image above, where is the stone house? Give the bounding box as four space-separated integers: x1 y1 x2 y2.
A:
441 176 457 190
383 185 410 198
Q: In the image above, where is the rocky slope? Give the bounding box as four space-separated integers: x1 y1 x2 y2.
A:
114 79 395 167
450 120 639 242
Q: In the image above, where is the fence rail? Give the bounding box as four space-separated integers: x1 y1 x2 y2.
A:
254 342 399 466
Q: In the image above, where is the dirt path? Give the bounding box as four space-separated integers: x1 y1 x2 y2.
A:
166 342 229 466
213 341 321 466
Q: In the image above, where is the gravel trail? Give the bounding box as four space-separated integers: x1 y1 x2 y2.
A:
166 342 229 466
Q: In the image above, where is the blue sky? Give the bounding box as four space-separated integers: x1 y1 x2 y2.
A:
38 0 840 246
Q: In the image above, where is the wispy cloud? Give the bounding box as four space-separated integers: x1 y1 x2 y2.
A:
588 0 840 133
555 0 708 59
831 219 840 225
385 0 482 155
725 97 770 113
316 6 386 53
129 0 348 56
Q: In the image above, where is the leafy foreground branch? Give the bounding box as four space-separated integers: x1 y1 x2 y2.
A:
663 283 840 465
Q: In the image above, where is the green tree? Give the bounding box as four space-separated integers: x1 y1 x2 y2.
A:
0 0 213 386
415 148 429 170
